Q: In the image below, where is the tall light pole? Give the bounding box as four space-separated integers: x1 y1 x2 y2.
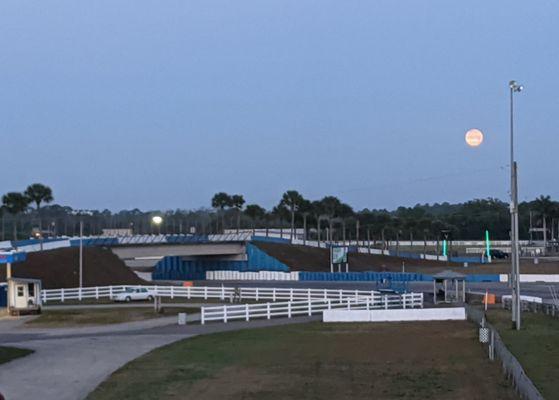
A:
509 80 523 330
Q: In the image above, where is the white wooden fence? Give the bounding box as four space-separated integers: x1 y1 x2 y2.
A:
201 292 424 324
41 285 393 304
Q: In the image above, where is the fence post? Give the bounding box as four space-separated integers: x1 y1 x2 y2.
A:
403 295 406 309
245 304 249 321
204 286 208 300
420 293 424 308
308 300 312 316
267 303 271 319
61 289 65 303
109 286 113 299
256 288 259 301
273 288 276 302
290 288 294 301
323 289 327 301
201 307 205 325
171 286 174 299
79 287 82 301
384 295 388 310
223 305 228 323
307 289 311 303
95 287 99 300
328 299 331 310
347 298 350 310
187 286 191 299
366 298 370 311
221 286 225 300
288 301 292 318
339 289 343 301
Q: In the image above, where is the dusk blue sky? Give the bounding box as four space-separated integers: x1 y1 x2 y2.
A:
2 1 558 211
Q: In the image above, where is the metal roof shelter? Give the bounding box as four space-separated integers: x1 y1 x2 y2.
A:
432 270 466 304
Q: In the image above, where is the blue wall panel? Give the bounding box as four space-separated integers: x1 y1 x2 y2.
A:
246 243 289 272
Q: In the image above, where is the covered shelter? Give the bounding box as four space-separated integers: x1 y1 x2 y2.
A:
432 270 466 304
7 277 42 315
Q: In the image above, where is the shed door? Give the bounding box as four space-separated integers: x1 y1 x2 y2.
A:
15 285 27 308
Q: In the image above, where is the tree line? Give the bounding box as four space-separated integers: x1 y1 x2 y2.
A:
2 185 559 242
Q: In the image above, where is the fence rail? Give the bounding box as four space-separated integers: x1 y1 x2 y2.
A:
502 297 559 319
466 306 544 400
41 285 391 304
201 293 424 324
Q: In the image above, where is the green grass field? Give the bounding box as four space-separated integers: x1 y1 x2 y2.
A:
87 321 517 400
487 309 559 398
27 307 200 327
0 346 34 365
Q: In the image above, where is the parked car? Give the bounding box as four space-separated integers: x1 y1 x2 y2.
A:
489 249 509 259
113 287 154 302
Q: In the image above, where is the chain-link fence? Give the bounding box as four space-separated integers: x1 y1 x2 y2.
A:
502 298 559 320
466 306 544 400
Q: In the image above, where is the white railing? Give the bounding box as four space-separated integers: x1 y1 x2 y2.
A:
41 285 388 304
206 270 299 281
201 292 424 324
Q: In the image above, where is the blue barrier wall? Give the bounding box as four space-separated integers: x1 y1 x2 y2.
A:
298 272 430 282
246 243 289 271
0 285 6 307
152 256 250 280
298 271 501 283
153 244 289 280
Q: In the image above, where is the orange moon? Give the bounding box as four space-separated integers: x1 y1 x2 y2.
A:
465 129 484 147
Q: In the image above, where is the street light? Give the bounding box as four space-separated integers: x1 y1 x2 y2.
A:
509 80 523 331
152 215 163 234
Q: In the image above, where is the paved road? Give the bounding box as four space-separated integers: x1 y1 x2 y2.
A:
0 312 319 400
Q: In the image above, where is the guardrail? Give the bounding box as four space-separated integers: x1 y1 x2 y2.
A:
201 292 424 324
41 285 388 304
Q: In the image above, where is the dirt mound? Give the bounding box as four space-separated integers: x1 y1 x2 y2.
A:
254 242 559 274
0 247 145 289
254 242 459 272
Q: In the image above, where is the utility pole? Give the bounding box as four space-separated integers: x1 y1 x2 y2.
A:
509 80 523 331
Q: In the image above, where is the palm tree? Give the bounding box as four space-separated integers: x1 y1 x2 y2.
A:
279 190 306 240
244 204 266 233
211 192 232 233
25 183 54 231
230 194 245 233
533 195 556 251
2 192 31 241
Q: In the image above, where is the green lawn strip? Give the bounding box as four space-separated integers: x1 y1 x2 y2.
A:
487 309 559 398
26 307 200 327
87 322 515 400
0 346 34 365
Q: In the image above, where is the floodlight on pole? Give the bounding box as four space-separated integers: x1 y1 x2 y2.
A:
152 215 163 234
509 80 523 331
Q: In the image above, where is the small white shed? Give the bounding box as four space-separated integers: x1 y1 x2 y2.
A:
7 278 42 315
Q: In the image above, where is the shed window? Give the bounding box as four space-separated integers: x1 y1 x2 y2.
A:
17 286 24 297
28 283 35 297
